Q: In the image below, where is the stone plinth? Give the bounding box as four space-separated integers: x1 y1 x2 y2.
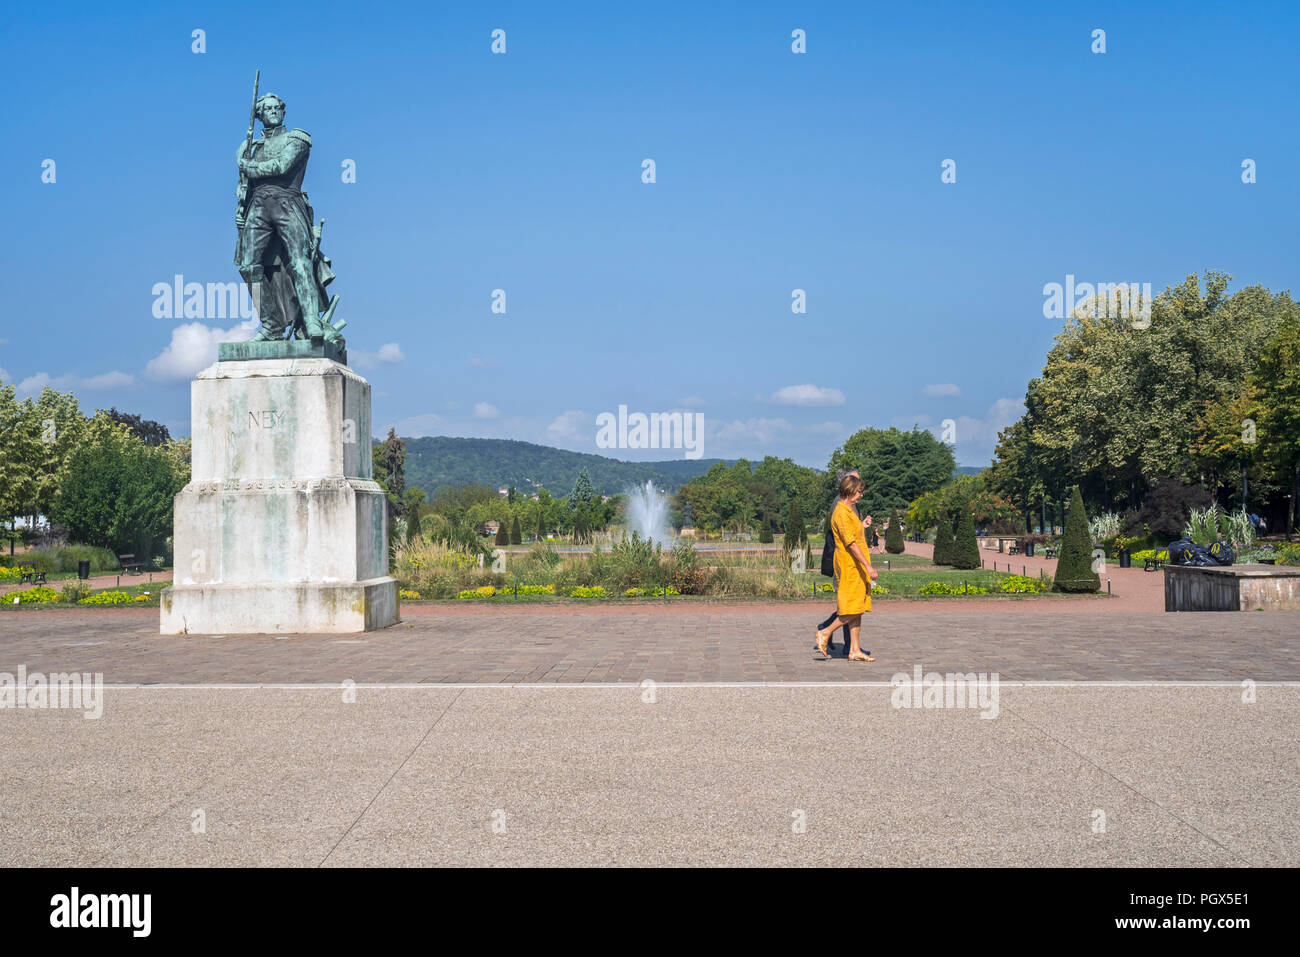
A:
161 357 399 634
1163 563 1300 612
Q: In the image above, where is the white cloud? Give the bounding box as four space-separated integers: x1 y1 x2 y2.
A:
145 321 255 382
14 370 135 396
808 421 844 434
710 417 795 446
770 384 845 407
350 342 405 370
17 372 51 394
948 398 1025 456
546 410 587 444
473 402 500 419
923 383 961 397
0 366 10 385
82 371 135 390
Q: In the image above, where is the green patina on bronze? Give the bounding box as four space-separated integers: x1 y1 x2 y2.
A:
227 71 348 356
218 340 347 363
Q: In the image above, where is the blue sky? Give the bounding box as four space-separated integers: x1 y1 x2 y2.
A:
2 0 1297 469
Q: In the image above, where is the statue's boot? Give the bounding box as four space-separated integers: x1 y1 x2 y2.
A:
288 262 327 346
251 322 280 342
247 284 282 341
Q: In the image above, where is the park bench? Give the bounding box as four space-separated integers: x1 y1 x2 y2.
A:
1006 541 1021 555
117 553 146 575
1043 544 1059 559
1143 555 1166 573
17 561 47 586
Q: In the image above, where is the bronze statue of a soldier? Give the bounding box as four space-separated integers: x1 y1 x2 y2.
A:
234 83 343 347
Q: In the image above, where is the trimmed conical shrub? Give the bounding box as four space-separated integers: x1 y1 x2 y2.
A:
510 515 522 545
759 519 774 543
885 509 905 554
494 522 509 546
1054 487 1100 593
783 501 806 553
932 509 951 565
951 503 980 570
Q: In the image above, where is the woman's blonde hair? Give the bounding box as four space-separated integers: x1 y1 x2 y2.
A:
838 474 864 498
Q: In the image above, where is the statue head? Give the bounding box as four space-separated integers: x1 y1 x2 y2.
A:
256 94 286 128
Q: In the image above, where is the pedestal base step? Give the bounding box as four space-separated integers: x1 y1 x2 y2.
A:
160 578 399 634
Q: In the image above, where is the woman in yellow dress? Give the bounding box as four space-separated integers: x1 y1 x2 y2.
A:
815 473 877 662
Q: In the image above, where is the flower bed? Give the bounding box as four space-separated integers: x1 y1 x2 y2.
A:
998 575 1049 594
79 590 133 605
11 586 59 604
1129 548 1169 563
918 581 989 595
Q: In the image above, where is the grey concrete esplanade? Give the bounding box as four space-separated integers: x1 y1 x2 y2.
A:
160 344 399 634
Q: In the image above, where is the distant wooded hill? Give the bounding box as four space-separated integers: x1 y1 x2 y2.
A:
398 436 732 496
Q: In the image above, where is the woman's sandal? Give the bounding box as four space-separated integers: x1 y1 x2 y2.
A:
848 652 875 662
814 629 830 659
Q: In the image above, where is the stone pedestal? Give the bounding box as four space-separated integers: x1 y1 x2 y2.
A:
160 357 399 634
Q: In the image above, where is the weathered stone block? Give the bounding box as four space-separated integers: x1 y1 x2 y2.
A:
1163 564 1300 612
161 357 398 634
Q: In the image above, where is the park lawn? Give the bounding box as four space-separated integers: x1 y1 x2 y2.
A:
865 552 932 569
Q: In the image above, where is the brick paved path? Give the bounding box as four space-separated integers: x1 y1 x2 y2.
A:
2 603 1296 682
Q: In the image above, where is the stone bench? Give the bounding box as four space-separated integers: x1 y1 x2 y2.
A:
1164 563 1300 611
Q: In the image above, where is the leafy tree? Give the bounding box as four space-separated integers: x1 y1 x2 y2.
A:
909 471 1019 534
570 468 597 543
1127 478 1213 543
0 381 41 547
571 468 595 509
931 509 951 566
509 515 522 545
28 387 89 522
374 428 407 521
1246 317 1300 535
1004 273 1296 516
404 487 427 514
826 427 955 516
1054 487 1100 593
430 484 498 524
103 407 170 446
758 519 774 543
52 415 183 558
987 418 1043 533
675 457 822 536
885 509 905 554
950 503 979 569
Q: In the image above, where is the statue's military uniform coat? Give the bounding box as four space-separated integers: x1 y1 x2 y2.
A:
236 127 333 339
